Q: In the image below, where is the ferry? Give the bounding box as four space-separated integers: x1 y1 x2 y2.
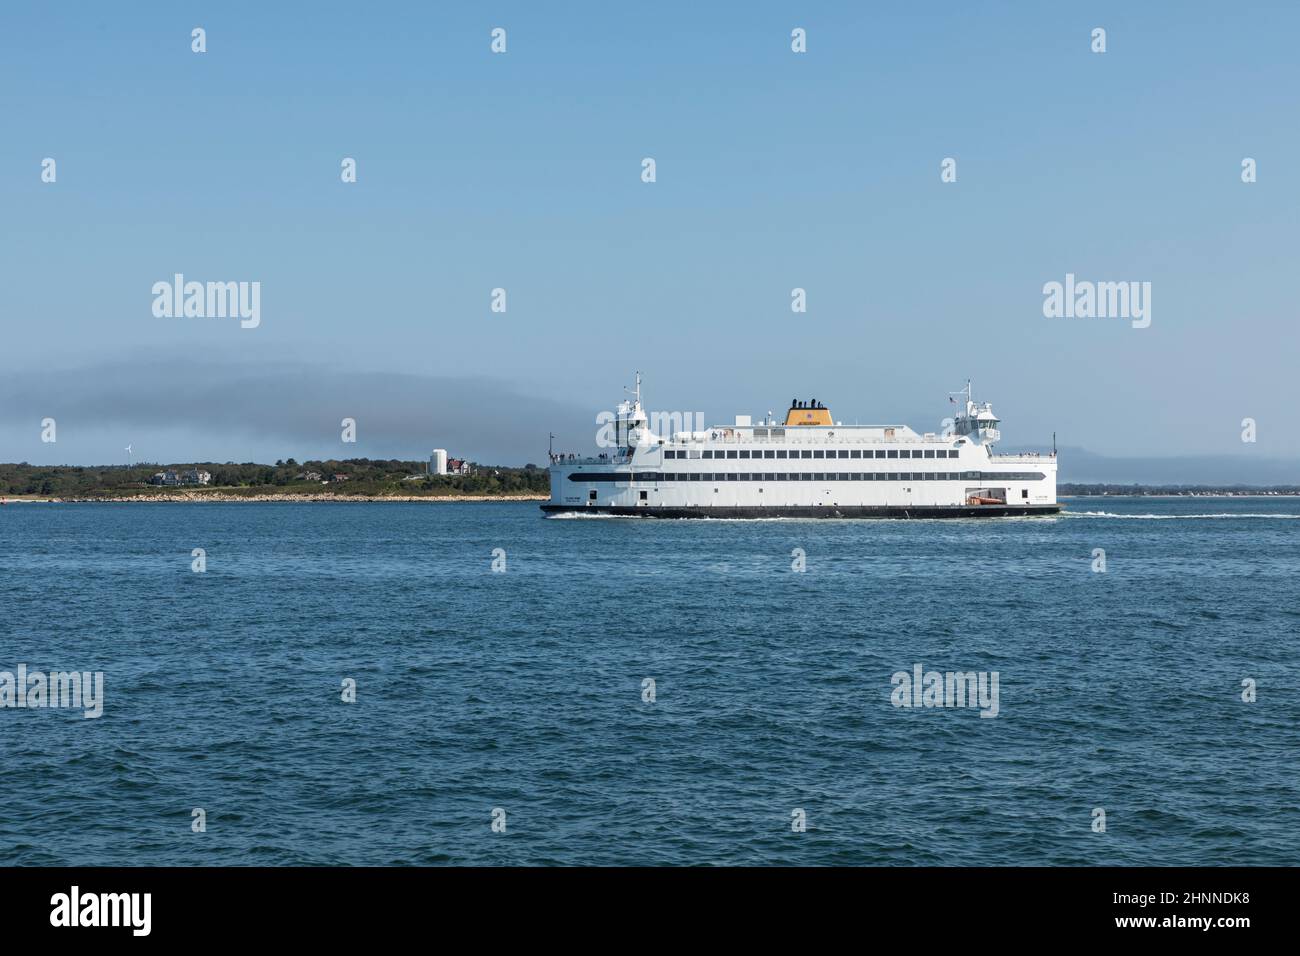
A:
542 376 1059 518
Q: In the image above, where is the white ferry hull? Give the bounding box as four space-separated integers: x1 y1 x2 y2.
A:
543 379 1059 519
541 503 1060 519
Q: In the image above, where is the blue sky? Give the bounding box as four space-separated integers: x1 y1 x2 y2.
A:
2 2 1297 476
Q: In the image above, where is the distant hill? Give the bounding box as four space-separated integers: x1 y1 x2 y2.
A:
1051 446 1300 486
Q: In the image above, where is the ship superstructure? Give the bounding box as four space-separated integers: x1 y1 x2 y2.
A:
543 376 1059 518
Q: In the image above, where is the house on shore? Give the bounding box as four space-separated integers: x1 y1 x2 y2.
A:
150 468 211 487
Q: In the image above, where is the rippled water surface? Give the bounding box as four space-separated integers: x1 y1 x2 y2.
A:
1 497 1297 865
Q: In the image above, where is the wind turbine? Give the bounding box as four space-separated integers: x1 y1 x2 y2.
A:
124 444 134 465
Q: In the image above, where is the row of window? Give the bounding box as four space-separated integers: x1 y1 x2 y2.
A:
664 448 961 460
571 471 1047 483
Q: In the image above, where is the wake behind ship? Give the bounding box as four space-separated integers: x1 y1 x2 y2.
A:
543 376 1060 519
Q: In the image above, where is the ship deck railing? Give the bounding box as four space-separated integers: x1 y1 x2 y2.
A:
550 455 631 466
988 452 1056 462
551 450 1055 465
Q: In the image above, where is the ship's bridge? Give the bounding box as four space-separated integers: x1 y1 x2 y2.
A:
951 382 1000 445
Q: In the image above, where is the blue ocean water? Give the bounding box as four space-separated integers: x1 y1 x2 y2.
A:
1 497 1297 866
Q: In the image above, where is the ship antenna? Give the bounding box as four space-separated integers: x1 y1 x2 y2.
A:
624 371 643 407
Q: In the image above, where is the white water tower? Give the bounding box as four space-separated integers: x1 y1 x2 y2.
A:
430 449 448 475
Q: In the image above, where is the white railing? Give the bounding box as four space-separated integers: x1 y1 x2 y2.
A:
989 452 1055 462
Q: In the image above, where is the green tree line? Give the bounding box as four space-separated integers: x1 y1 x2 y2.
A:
0 459 549 498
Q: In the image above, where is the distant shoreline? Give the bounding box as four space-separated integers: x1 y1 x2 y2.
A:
1061 493 1300 499
2 493 548 504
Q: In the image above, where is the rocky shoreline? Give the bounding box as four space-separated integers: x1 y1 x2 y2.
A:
4 494 549 504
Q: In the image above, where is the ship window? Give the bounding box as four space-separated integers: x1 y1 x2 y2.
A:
776 449 788 458
1022 489 1029 499
726 450 738 459
924 449 935 459
703 450 714 459
875 450 886 459
899 450 910 458
850 449 861 458
813 450 825 459
589 490 598 500
887 450 898 459
836 450 848 458
739 449 750 458
838 473 849 480
801 450 812 459
764 449 775 459
771 428 785 438
727 473 737 481
639 490 648 501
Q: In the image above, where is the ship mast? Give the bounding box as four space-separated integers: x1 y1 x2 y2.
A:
949 379 973 416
